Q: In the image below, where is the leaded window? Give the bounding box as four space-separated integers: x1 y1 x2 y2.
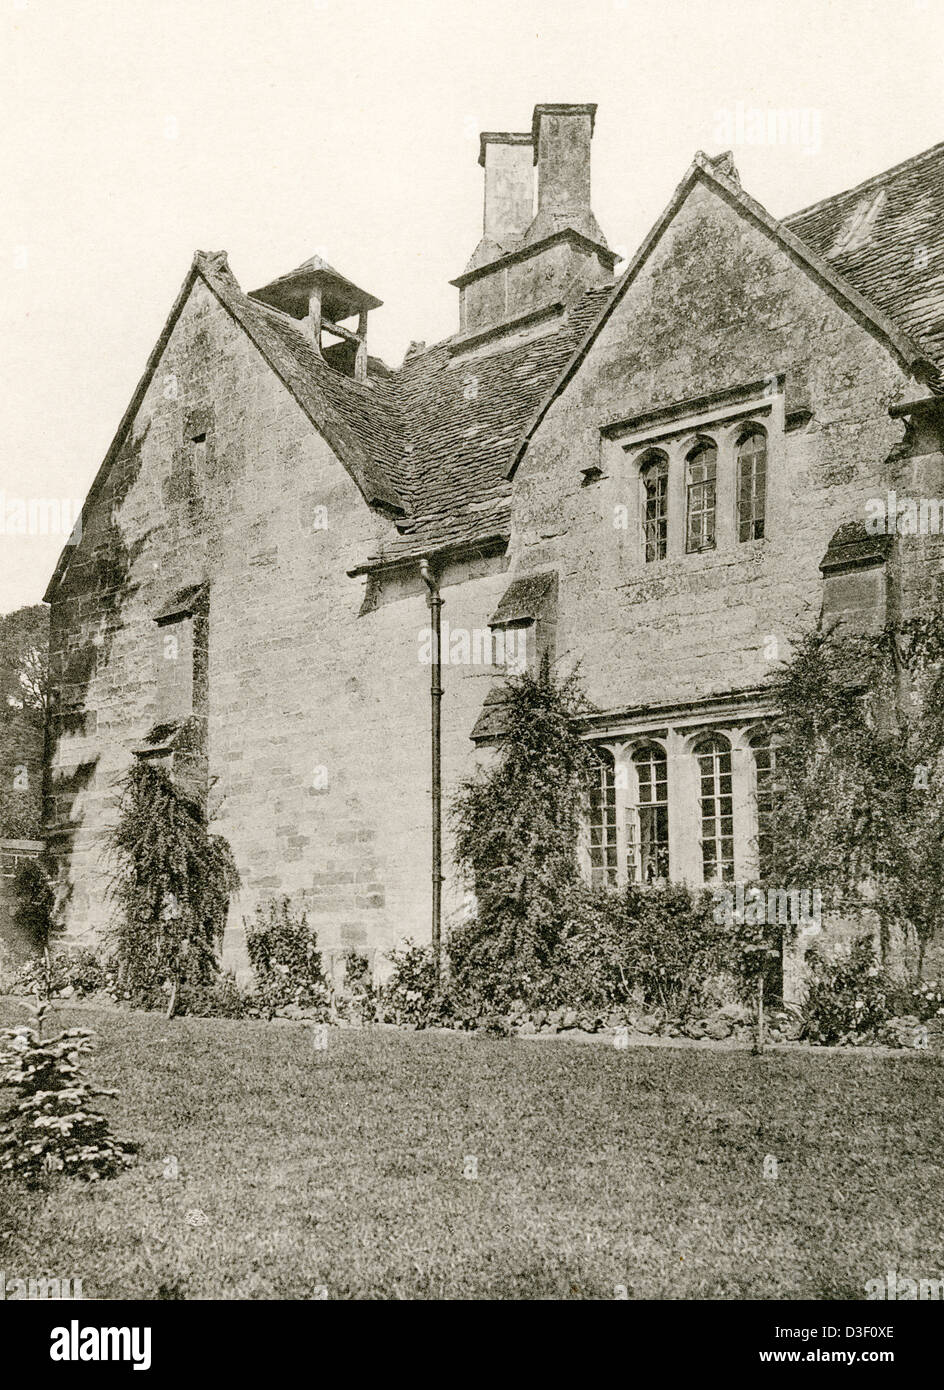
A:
588 748 618 888
627 744 669 882
641 452 669 562
736 428 767 542
695 734 734 881
749 729 776 879
686 439 717 552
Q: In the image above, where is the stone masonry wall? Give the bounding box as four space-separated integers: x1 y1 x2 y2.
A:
513 180 917 715
46 279 513 976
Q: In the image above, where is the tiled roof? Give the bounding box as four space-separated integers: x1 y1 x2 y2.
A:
228 272 611 565
191 144 944 563
199 255 410 512
213 259 610 558
784 140 944 366
49 143 944 602
385 291 611 555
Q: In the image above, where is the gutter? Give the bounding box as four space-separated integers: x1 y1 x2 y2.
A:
346 530 508 579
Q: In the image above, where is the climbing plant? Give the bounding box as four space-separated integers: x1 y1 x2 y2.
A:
769 608 944 973
451 659 596 1002
105 759 239 1014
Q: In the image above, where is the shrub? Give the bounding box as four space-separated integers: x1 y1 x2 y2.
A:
908 977 944 1023
175 972 247 1019
451 662 596 996
338 951 378 1023
379 941 453 1028
58 946 109 997
0 950 51 997
4 945 113 1000
801 936 896 1044
245 897 328 1019
769 608 944 973
445 882 746 1024
0 1000 136 1186
551 886 638 1011
555 882 736 1018
445 914 544 1014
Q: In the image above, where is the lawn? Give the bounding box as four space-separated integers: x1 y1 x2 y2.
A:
0 1000 941 1299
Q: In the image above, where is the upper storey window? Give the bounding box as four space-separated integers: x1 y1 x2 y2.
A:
612 387 778 565
640 450 669 562
736 427 767 542
685 439 717 553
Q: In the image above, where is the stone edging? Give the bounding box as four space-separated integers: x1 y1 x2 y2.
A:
0 995 931 1057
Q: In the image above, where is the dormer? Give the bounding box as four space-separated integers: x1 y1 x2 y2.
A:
250 255 382 382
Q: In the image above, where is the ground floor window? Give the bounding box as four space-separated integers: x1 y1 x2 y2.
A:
627 743 669 882
588 749 618 888
695 735 734 882
585 719 775 888
748 729 777 878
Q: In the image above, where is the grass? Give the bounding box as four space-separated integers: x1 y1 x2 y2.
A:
1 1000 942 1299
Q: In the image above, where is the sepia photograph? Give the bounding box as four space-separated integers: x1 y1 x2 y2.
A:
1 0 942 1360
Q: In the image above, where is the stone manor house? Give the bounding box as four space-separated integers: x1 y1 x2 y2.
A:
42 104 944 980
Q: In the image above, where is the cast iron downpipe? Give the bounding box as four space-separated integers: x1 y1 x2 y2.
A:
419 559 443 975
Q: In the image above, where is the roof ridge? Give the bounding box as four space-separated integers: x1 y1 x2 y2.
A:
392 284 614 374
785 138 944 223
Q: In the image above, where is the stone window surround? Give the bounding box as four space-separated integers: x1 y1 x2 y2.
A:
581 716 775 889
607 389 783 567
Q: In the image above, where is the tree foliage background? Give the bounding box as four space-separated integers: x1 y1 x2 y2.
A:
0 604 48 838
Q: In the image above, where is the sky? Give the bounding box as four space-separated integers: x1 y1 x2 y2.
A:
1 0 942 614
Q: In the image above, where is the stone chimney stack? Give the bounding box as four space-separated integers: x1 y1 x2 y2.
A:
527 103 605 246
452 101 616 344
480 132 534 252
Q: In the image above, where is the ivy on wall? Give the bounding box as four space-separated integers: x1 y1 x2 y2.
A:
770 609 944 973
105 756 239 1015
451 659 595 998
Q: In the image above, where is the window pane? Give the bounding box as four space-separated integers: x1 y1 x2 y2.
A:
686 442 717 552
695 736 734 881
642 455 669 562
737 431 767 542
628 745 669 882
588 751 618 887
749 731 777 878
